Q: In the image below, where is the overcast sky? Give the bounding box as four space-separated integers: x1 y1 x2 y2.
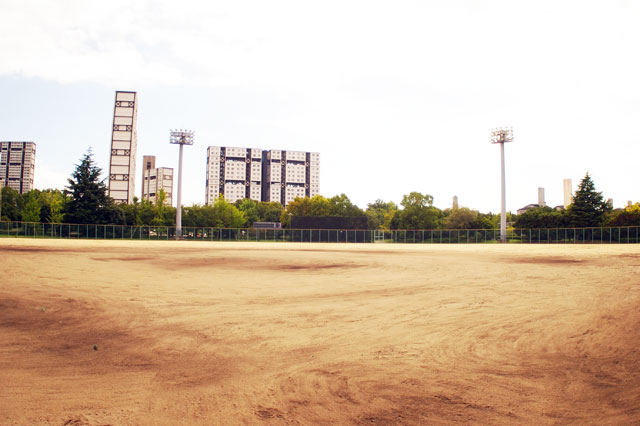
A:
1 0 638 212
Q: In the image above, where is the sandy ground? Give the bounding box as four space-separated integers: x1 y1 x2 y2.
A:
0 239 639 426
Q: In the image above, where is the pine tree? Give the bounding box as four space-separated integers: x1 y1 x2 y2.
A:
64 149 123 224
566 172 610 227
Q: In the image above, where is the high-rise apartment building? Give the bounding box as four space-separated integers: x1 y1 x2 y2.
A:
141 155 173 206
0 141 36 194
263 150 320 205
108 91 138 204
205 146 319 206
206 146 263 204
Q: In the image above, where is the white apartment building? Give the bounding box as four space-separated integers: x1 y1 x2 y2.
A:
206 146 263 204
0 141 36 194
108 91 138 204
141 155 173 206
263 150 320 205
205 146 319 206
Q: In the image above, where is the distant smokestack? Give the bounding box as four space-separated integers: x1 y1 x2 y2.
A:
452 195 458 209
538 187 546 207
563 179 572 208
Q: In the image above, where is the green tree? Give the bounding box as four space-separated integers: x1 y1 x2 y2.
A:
603 203 640 226
258 201 284 223
514 207 565 229
236 198 260 227
183 197 246 228
365 199 397 230
391 192 442 229
473 212 498 230
21 191 41 222
1 186 22 221
64 149 123 224
442 207 479 229
329 194 364 216
309 195 332 216
151 189 170 226
38 189 66 223
120 197 141 225
137 199 157 225
182 204 210 227
236 199 285 227
281 195 332 227
213 196 246 228
565 173 610 227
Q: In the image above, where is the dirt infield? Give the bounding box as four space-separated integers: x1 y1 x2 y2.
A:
1 239 639 425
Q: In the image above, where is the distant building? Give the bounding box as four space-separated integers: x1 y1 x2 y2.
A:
452 195 459 209
108 91 138 204
262 150 320 206
563 178 572 208
205 146 263 204
0 141 36 194
141 155 173 206
517 204 540 215
205 146 319 206
538 187 546 207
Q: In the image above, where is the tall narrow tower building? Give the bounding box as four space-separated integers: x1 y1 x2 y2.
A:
538 187 546 207
108 91 138 204
563 179 572 208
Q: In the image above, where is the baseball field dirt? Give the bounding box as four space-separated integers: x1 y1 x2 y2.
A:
1 239 639 425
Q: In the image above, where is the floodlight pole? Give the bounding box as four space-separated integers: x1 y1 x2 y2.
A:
170 129 195 239
499 142 506 241
490 127 514 243
176 143 184 237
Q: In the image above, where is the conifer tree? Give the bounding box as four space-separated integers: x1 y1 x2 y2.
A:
566 172 610 227
64 149 122 224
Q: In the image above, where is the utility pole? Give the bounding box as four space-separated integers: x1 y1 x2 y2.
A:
490 127 514 243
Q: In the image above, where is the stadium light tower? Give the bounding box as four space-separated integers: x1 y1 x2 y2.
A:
490 127 514 243
170 129 195 238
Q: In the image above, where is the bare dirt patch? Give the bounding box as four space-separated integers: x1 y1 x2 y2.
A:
506 256 584 265
1 239 639 425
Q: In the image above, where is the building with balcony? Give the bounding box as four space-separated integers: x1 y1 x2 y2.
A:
262 150 320 206
205 146 319 205
0 141 36 194
141 155 173 206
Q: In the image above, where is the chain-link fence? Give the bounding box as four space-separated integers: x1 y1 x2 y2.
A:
1 221 639 243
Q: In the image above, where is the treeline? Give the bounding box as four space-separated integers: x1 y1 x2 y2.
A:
2 151 638 230
514 173 640 228
281 192 499 230
0 184 500 230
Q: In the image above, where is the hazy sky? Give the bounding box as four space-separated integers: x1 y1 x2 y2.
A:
1 0 638 212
